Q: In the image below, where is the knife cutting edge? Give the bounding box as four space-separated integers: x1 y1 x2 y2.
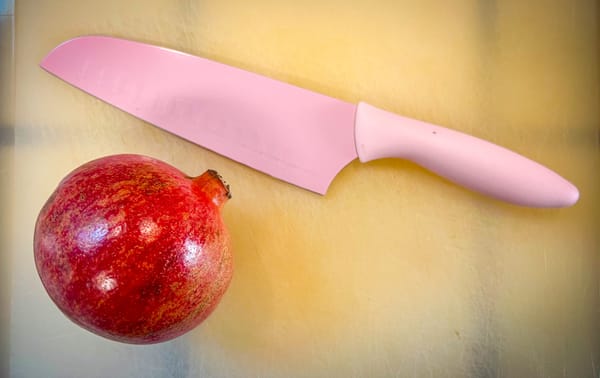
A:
40 36 579 208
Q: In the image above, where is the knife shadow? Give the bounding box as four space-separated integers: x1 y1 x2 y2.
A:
349 156 507 206
332 156 481 205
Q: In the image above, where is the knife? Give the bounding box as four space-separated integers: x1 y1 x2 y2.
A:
40 36 578 207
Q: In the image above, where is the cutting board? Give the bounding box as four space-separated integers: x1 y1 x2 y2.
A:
3 0 599 377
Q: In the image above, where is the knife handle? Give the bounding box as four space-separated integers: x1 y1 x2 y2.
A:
354 102 579 207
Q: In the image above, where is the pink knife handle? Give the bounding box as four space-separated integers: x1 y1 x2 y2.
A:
354 102 579 207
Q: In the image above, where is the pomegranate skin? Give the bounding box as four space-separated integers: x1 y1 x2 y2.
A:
33 154 232 344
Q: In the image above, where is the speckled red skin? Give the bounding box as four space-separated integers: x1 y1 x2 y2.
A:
34 154 232 344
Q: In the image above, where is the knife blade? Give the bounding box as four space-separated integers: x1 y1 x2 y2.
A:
40 36 578 207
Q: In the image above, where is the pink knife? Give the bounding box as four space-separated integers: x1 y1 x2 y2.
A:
41 36 578 207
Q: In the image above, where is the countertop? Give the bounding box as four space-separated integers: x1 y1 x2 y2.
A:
2 1 599 377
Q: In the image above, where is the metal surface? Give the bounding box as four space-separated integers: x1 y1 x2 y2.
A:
5 1 599 377
0 1 14 377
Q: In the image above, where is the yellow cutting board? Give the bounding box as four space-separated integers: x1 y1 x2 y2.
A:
5 0 598 377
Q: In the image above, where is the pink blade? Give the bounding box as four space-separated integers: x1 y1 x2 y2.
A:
40 36 358 194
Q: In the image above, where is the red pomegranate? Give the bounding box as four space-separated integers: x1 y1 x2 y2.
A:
33 154 233 344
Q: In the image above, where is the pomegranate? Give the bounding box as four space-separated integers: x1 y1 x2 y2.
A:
33 154 233 344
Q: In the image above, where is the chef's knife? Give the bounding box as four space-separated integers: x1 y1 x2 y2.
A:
41 36 578 207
